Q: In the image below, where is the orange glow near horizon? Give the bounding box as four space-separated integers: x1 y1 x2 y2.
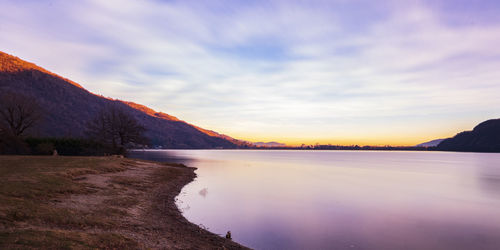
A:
234 137 437 147
223 129 463 147
201 117 483 147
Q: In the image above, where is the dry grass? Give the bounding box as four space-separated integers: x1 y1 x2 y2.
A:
103 196 139 208
0 155 248 249
0 229 139 249
0 156 139 248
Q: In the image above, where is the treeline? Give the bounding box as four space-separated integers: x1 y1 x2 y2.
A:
25 138 109 156
251 145 435 151
0 137 109 156
0 91 147 156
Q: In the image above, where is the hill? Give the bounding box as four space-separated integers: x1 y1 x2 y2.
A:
0 51 244 148
253 141 286 147
415 138 445 147
437 119 500 152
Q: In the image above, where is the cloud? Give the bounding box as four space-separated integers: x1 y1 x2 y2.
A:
1 0 500 145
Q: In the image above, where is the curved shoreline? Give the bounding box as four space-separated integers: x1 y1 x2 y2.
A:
146 160 249 249
0 156 249 249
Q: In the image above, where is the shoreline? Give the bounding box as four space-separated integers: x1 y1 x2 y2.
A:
0 156 248 249
139 159 249 249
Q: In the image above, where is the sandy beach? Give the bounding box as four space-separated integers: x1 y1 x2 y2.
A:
0 156 248 249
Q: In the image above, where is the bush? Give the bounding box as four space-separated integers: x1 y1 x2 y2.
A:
0 132 30 155
35 143 55 155
25 138 112 156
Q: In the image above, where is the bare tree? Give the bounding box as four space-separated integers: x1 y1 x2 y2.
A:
86 105 146 153
0 92 41 137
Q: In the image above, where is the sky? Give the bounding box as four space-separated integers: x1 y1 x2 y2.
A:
1 0 500 146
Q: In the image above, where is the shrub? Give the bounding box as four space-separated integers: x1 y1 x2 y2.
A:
25 137 111 156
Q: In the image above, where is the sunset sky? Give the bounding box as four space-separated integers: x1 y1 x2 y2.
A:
1 0 500 146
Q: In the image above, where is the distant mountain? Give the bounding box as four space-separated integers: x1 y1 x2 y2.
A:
253 142 286 147
416 139 445 147
437 119 500 152
0 51 245 148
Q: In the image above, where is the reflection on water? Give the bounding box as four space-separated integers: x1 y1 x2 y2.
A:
476 165 500 198
199 188 208 198
129 150 500 250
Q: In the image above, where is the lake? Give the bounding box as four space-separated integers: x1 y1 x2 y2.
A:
128 150 500 250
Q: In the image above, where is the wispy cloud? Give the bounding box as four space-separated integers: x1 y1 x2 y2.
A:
1 0 500 145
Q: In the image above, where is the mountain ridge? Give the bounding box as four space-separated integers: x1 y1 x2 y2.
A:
415 138 445 147
437 119 500 152
0 51 245 148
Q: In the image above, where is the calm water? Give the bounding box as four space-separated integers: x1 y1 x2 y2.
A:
129 150 500 250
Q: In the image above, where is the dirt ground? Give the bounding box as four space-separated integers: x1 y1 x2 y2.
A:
0 156 249 249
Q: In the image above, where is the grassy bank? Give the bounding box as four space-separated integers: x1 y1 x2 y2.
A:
0 156 247 249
